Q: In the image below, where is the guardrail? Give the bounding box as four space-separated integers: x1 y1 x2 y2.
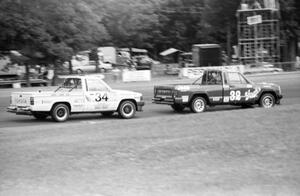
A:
246 61 299 71
0 79 48 88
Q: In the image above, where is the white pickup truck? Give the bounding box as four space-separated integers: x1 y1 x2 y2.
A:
7 75 144 122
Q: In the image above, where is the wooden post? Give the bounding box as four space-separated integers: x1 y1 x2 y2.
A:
25 63 30 87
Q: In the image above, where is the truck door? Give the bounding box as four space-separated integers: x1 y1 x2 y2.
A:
84 78 113 111
202 70 223 104
223 72 255 104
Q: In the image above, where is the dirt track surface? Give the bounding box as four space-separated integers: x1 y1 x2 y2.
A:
0 73 300 196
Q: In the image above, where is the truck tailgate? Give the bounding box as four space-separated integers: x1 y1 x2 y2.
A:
11 92 33 107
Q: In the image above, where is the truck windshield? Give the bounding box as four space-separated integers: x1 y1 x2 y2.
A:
192 75 204 85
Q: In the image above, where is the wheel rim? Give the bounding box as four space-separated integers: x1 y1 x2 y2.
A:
122 103 134 117
57 107 67 119
194 99 205 112
263 96 274 108
124 105 132 114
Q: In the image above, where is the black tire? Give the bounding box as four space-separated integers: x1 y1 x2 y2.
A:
259 93 275 108
190 96 207 113
101 111 114 117
171 104 185 112
118 100 136 119
32 112 49 120
51 104 70 122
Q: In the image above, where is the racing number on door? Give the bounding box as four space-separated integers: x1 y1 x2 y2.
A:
95 93 108 102
230 90 241 101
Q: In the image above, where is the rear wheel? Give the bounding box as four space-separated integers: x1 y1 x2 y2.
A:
51 104 70 122
32 112 48 120
118 100 136 119
259 93 275 108
190 97 206 113
171 104 185 112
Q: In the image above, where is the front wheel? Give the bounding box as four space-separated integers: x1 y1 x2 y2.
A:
118 100 136 119
171 104 185 112
190 97 207 113
51 104 70 122
259 93 275 108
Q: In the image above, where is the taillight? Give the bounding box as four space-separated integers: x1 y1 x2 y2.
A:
30 97 34 105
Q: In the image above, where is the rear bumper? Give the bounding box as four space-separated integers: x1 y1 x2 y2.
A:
136 101 145 111
7 106 32 115
152 97 183 105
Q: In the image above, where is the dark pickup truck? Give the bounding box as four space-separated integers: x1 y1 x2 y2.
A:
153 69 282 113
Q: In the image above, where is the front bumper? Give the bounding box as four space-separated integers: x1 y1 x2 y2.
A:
7 106 32 115
276 94 283 104
136 101 145 111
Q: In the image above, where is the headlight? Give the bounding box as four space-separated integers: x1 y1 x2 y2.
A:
135 96 143 102
174 85 190 92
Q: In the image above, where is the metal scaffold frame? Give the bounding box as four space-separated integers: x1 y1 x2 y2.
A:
237 0 280 65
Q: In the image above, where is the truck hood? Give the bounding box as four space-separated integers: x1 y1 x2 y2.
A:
255 82 280 89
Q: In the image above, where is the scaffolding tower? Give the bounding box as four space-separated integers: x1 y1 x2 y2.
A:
237 0 280 64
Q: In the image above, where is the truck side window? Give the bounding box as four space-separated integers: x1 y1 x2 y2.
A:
204 71 222 85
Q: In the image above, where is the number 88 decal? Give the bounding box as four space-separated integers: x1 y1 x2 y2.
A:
230 90 241 101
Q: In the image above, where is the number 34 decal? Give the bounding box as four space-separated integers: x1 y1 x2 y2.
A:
95 93 108 102
230 90 241 101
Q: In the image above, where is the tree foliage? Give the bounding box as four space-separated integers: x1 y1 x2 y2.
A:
0 0 299 64
0 0 109 63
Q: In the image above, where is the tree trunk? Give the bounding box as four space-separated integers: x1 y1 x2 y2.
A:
226 21 232 64
52 61 58 86
69 60 73 74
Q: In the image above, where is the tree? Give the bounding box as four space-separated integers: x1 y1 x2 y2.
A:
0 0 110 64
154 0 205 53
202 0 241 62
279 0 299 61
100 0 160 53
